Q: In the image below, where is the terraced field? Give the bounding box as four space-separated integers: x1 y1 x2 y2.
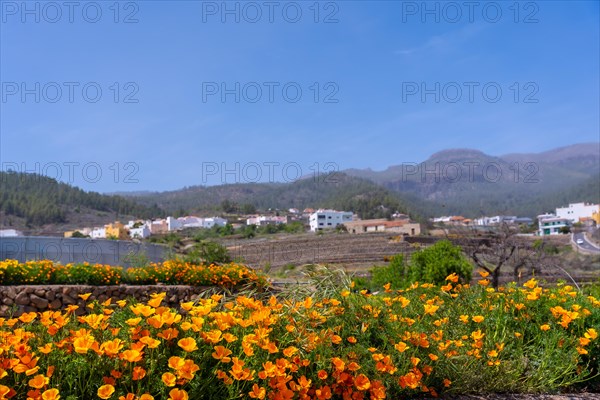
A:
219 233 600 285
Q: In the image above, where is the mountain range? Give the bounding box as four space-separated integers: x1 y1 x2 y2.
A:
127 142 599 219
1 143 598 231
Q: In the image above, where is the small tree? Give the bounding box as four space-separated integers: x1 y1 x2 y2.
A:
408 240 472 285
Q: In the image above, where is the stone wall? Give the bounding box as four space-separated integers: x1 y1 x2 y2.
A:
0 285 218 317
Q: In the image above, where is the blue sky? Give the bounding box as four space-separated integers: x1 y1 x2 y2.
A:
1 0 598 192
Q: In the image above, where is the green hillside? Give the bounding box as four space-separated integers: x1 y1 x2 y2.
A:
0 171 165 226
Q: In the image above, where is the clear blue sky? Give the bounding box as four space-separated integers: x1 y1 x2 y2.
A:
1 0 598 192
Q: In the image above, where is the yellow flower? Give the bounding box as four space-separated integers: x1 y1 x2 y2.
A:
523 278 538 289
423 304 439 315
472 315 484 323
540 324 551 331
584 328 598 340
394 342 409 353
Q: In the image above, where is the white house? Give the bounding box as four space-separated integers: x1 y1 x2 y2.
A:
309 210 353 232
538 214 571 236
0 229 23 237
91 227 106 239
556 202 600 224
475 216 517 226
203 217 227 228
129 225 151 239
177 216 204 228
167 216 183 231
246 215 287 226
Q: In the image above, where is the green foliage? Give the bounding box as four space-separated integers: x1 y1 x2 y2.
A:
408 240 473 284
184 241 231 265
70 230 88 238
559 226 572 234
123 250 151 269
220 199 237 213
370 254 407 290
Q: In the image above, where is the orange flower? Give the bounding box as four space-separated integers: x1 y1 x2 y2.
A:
347 336 357 344
41 388 60 400
139 336 160 349
540 324 551 331
394 342 409 353
120 349 143 363
317 370 328 380
472 316 484 323
248 384 265 399
0 385 14 398
162 372 177 387
212 346 232 363
282 346 298 357
158 328 179 341
471 330 485 341
97 384 115 399
101 339 124 356
446 273 459 282
355 374 371 391
110 370 122 379
168 356 185 370
19 312 37 323
73 335 95 354
168 388 188 400
177 337 198 352
331 357 345 371
78 293 92 301
315 386 332 400
39 343 53 354
132 366 146 381
424 304 439 315
28 374 49 389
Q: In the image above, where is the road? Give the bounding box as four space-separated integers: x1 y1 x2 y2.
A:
572 232 600 254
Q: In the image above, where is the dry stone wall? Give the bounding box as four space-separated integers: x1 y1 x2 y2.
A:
0 285 215 317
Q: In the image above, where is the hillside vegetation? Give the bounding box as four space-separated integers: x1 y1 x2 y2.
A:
0 171 164 226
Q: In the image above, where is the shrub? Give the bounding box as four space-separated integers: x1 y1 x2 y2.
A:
370 254 407 290
408 240 473 285
184 241 231 265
